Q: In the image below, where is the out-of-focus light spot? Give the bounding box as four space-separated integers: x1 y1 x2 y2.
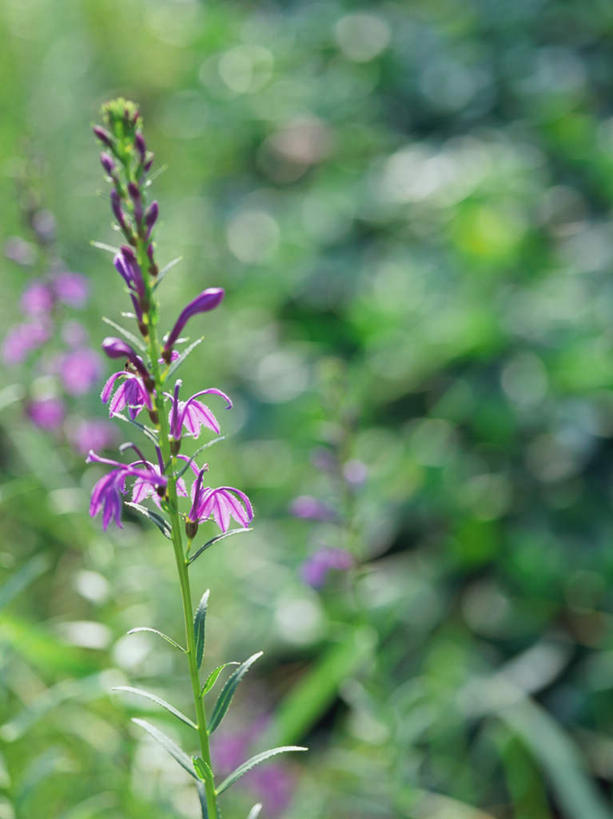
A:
462 580 510 636
453 203 525 262
275 595 323 644
218 45 273 94
410 419 456 467
226 209 279 263
55 621 111 650
335 13 390 62
74 570 109 604
501 352 548 407
539 185 586 236
301 190 353 243
526 434 580 482
419 59 491 112
148 4 204 47
461 474 512 520
113 632 151 670
252 351 309 403
241 440 293 487
259 116 333 182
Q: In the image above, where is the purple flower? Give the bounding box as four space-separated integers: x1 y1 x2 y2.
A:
188 467 253 533
102 337 152 385
52 272 89 308
343 459 368 486
68 419 118 454
114 247 145 301
166 380 232 440
163 288 224 359
101 371 153 419
62 320 89 348
86 450 167 530
60 348 103 395
131 460 187 508
100 152 116 175
2 320 51 365
300 547 353 588
26 397 65 430
290 495 336 522
4 237 35 266
21 281 54 316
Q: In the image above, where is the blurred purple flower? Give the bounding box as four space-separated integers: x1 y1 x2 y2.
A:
166 380 232 440
86 450 167 530
62 320 89 348
4 237 35 266
60 348 103 395
52 272 89 308
68 419 118 455
301 547 353 588
21 280 54 316
101 371 153 419
26 397 65 430
343 459 368 486
290 495 336 522
2 320 51 365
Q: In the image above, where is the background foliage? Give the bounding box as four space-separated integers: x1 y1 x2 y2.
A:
3 0 613 816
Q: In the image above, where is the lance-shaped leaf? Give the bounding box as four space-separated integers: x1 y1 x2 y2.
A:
91 240 120 255
247 805 262 819
127 626 185 652
125 502 171 539
197 781 208 819
194 590 210 670
113 686 197 730
115 413 159 444
216 746 307 795
154 255 183 290
209 652 263 733
176 437 226 479
188 528 252 566
200 662 240 697
132 718 197 780
102 316 146 351
166 337 204 380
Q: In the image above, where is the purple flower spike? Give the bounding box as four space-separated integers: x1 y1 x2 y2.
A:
102 337 152 385
114 247 145 300
301 547 353 588
128 182 143 223
163 288 224 358
27 397 65 431
21 281 54 316
52 272 89 308
189 471 253 533
87 450 167 530
93 125 113 148
101 370 153 419
166 381 232 440
2 320 51 365
68 419 117 455
110 189 131 236
135 133 146 161
290 495 336 522
60 348 103 395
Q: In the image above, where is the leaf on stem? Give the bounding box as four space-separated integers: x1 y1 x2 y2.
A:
125 502 172 539
90 240 120 255
200 662 240 697
102 316 146 352
153 256 183 290
215 747 307 795
188 528 252 566
113 686 197 730
127 626 185 653
247 805 263 819
131 718 198 780
193 589 210 670
114 413 159 444
193 755 214 785
209 652 263 733
166 337 204 380
175 437 226 479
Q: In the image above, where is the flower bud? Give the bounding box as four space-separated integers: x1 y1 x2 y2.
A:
93 125 113 148
185 519 199 539
100 152 115 175
145 201 159 236
163 288 225 357
135 133 146 161
102 336 152 387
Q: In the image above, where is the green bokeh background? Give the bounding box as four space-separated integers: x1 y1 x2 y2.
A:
3 1 613 817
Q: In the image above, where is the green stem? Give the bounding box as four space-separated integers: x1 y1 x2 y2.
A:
137 240 219 818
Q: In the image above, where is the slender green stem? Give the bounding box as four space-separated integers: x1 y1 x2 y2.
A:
137 239 219 818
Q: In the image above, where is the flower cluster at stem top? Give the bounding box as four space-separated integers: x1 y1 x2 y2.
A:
88 99 253 538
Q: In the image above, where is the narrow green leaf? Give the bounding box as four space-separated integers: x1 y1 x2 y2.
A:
113 686 197 730
188 528 252 566
193 756 214 784
166 337 204 380
127 626 185 652
216 746 307 795
209 652 263 733
0 555 49 612
197 782 208 819
153 255 183 290
90 240 119 255
247 805 262 819
194 590 210 670
176 436 227 479
132 718 197 780
125 502 171 539
102 316 146 351
114 412 159 444
200 662 240 697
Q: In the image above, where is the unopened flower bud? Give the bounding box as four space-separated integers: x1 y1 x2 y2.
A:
135 133 146 161
185 519 199 539
164 288 225 356
100 152 115 175
93 125 113 148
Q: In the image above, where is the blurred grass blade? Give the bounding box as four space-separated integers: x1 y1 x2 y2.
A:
127 626 185 652
188 528 252 566
247 805 263 819
113 685 197 730
0 555 48 611
166 337 204 380
102 317 146 351
200 662 240 697
216 746 307 795
499 697 611 819
154 255 183 289
194 589 210 670
209 652 263 733
132 718 197 780
90 240 119 255
272 624 376 745
125 502 171 538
